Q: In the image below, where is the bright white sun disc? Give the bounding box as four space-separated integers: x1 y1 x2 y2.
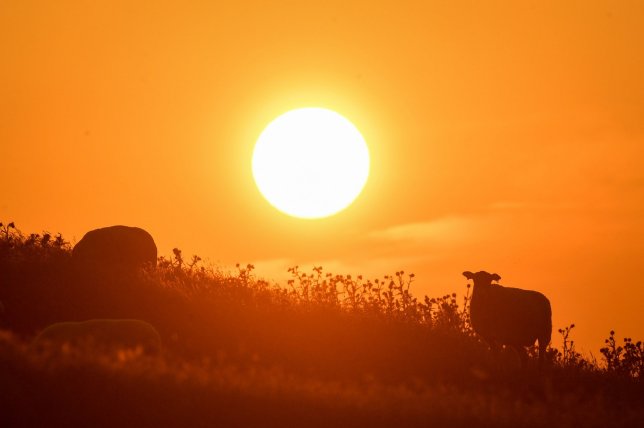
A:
252 108 370 219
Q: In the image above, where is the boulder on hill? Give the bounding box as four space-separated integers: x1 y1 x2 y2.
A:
72 225 157 276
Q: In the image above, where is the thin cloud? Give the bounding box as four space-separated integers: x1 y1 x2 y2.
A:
368 202 527 246
251 258 293 283
251 254 433 284
301 254 432 276
488 201 525 210
368 216 475 244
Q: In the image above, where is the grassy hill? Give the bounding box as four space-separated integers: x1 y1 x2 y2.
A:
0 222 642 427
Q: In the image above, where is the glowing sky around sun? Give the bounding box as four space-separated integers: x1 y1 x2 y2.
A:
252 108 369 219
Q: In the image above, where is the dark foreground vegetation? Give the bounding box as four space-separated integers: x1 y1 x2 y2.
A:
1 222 642 427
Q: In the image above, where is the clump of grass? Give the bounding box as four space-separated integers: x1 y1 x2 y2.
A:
2 324 643 428
0 221 70 263
601 330 644 379
1 222 643 383
555 324 591 369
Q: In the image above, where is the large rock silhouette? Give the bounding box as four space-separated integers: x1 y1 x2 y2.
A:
72 225 157 275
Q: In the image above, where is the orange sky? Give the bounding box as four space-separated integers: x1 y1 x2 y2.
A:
2 0 643 351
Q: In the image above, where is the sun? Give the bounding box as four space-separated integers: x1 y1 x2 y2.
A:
252 108 370 219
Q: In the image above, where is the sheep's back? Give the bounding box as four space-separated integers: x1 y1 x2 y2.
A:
34 319 162 354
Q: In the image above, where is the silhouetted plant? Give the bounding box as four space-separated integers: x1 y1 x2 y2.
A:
601 331 643 378
0 221 16 242
602 331 623 373
0 222 70 265
556 323 590 369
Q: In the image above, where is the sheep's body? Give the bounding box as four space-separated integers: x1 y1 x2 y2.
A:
72 225 157 276
33 319 162 354
464 271 551 366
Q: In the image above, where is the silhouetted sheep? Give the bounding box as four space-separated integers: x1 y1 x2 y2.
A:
72 225 157 275
33 319 162 354
463 271 552 367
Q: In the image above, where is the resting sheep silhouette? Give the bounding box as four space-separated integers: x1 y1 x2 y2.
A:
72 225 157 277
463 271 552 368
33 319 162 355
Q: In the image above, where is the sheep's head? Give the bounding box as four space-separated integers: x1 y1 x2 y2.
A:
463 271 501 286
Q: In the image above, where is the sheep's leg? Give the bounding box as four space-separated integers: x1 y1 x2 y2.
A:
487 341 503 374
512 345 528 369
537 338 547 370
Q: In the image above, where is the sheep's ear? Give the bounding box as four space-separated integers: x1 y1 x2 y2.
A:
463 271 474 279
491 273 501 281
